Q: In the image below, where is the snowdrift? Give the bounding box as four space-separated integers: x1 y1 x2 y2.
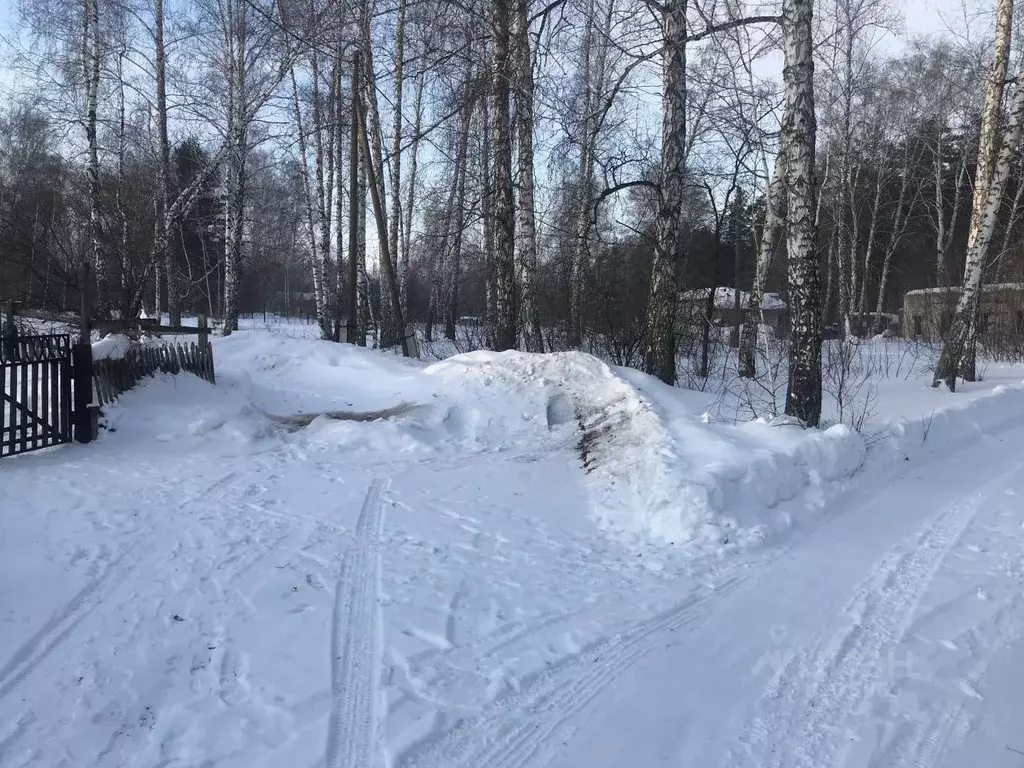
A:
97 331 1024 556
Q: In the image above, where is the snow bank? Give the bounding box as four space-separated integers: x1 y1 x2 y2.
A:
91 334 134 360
680 287 786 310
579 364 1024 554
91 333 174 360
96 331 1024 558
576 367 866 552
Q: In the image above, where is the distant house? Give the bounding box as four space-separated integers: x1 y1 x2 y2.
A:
903 283 1024 341
679 287 789 336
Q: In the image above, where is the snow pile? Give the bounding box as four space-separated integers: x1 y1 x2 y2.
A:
872 380 1024 458
680 287 786 310
92 333 175 360
91 334 134 360
96 331 1024 557
420 350 608 443
578 363 1024 553
578 367 868 551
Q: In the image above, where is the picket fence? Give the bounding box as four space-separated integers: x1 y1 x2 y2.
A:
92 341 216 406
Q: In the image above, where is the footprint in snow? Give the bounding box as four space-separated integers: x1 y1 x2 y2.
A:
305 573 325 591
959 680 983 699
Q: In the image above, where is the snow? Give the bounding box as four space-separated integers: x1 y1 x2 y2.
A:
3 325 1024 767
905 282 1024 297
680 286 787 310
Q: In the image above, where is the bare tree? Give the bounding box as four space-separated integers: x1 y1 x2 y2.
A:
490 0 518 350
935 0 1024 388
783 0 822 425
641 0 687 384
514 0 543 351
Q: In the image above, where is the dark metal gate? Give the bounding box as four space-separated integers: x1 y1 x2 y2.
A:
1 333 74 458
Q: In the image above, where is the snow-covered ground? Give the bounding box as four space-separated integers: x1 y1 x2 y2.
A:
3 325 1024 767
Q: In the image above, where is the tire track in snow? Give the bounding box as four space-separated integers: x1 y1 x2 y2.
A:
728 481 1007 768
324 478 389 768
397 573 746 768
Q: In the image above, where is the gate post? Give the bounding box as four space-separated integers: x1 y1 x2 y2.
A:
72 342 95 443
74 261 95 444
2 303 16 361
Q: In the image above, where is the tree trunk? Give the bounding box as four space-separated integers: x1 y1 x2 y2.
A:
854 169 883 323
568 0 596 349
286 55 330 338
221 0 247 336
357 129 370 346
83 0 106 319
782 0 822 426
154 0 179 328
481 91 497 348
490 0 518 351
360 0 398 348
935 31 1024 389
312 48 336 341
389 0 407 321
402 71 425 311
116 48 131 321
356 88 411 357
872 152 915 334
732 198 742 349
333 52 346 341
347 52 361 344
514 0 543 352
444 99 473 340
739 150 786 378
642 0 686 385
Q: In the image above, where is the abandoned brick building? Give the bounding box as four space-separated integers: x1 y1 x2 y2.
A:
903 283 1024 341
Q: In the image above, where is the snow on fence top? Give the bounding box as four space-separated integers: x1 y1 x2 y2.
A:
679 287 786 310
904 282 1024 297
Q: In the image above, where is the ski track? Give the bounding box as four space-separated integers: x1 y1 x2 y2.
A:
0 462 309 766
728 470 1016 768
324 478 389 768
397 573 746 768
0 544 133 703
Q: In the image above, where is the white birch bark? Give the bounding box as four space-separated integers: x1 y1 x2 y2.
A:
83 0 106 317
739 149 786 378
359 0 398 347
642 0 686 384
514 0 542 352
782 0 822 425
153 0 180 327
389 0 407 320
401 70 425 313
568 0 596 349
490 0 518 351
935 20 1024 388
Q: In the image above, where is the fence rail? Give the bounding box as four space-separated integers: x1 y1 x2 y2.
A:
93 341 216 406
3 295 218 458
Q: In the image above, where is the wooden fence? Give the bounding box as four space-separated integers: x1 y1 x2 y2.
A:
93 341 216 406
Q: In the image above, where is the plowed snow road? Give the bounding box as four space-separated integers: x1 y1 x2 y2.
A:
2 414 1023 768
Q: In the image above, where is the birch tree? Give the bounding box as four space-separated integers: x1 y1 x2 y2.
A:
739 150 786 378
82 0 107 315
934 0 1021 388
514 0 543 351
641 0 687 384
202 0 289 335
490 0 518 350
782 0 822 425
